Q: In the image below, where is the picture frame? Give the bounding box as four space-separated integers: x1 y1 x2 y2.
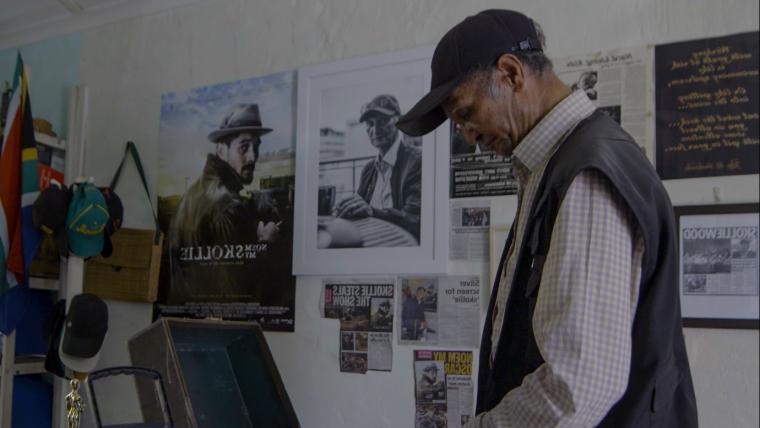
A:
674 203 759 329
293 46 449 275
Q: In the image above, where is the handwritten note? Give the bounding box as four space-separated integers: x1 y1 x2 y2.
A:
656 32 759 179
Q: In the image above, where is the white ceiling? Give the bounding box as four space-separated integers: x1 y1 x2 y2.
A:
0 0 202 50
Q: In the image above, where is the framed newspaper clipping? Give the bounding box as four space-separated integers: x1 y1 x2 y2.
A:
675 203 759 329
293 46 449 275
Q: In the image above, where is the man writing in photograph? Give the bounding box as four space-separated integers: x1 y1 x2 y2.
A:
169 103 281 301
334 94 422 242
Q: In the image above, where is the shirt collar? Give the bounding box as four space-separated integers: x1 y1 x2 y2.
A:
512 90 596 172
377 132 402 167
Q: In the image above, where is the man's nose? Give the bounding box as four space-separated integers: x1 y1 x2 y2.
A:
462 123 479 145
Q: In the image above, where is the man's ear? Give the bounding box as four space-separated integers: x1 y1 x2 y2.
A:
494 53 526 91
215 142 228 158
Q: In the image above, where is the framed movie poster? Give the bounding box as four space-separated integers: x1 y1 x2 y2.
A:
293 46 449 275
157 71 296 331
675 204 759 329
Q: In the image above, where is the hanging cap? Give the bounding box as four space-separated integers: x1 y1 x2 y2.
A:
33 180 70 256
59 293 108 374
66 182 109 258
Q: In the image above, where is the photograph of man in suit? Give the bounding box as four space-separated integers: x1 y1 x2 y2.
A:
334 94 422 242
401 286 428 340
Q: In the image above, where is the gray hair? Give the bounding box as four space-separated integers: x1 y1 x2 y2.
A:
464 19 553 95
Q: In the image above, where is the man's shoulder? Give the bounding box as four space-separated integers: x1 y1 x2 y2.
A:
551 111 653 185
399 138 422 163
192 175 250 217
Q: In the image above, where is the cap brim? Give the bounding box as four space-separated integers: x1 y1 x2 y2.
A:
359 108 398 122
59 343 101 374
208 127 273 142
69 233 104 258
396 78 461 137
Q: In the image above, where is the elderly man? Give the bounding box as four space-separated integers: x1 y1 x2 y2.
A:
335 94 421 242
397 9 697 427
169 103 281 302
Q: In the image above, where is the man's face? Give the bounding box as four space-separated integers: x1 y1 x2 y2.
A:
364 113 399 152
423 367 438 382
582 72 597 89
416 288 426 300
443 66 534 158
221 132 260 184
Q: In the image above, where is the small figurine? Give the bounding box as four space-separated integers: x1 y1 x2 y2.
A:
65 378 85 428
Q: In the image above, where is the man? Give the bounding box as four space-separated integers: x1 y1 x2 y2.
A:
169 103 282 302
417 363 446 401
397 10 697 427
401 286 427 340
732 238 757 258
572 71 599 100
341 332 354 350
335 94 422 242
373 299 393 329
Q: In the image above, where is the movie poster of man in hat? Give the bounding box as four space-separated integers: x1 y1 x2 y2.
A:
157 71 295 331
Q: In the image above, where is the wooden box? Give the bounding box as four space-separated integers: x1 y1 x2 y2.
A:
128 318 299 428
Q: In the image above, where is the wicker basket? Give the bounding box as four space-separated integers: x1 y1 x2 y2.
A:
83 228 163 302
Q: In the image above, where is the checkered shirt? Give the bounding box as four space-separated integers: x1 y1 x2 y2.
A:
470 91 645 427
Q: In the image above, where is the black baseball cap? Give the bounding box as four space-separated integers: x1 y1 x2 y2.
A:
60 293 108 373
359 94 402 122
32 181 70 256
396 10 542 137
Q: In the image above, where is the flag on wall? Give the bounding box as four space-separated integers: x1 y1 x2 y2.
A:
0 53 41 333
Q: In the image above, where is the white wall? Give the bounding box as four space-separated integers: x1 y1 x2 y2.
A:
78 0 759 427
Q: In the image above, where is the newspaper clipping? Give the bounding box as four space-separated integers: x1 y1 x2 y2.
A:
324 279 395 373
450 199 491 261
554 46 652 156
680 221 759 296
398 276 480 347
413 349 474 428
450 123 518 199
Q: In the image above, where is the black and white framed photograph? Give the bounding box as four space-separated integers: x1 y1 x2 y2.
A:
294 46 448 275
675 203 759 329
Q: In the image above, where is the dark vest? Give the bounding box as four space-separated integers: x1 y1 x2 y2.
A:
477 111 698 427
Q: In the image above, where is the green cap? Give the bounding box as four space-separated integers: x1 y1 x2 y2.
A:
66 182 110 257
